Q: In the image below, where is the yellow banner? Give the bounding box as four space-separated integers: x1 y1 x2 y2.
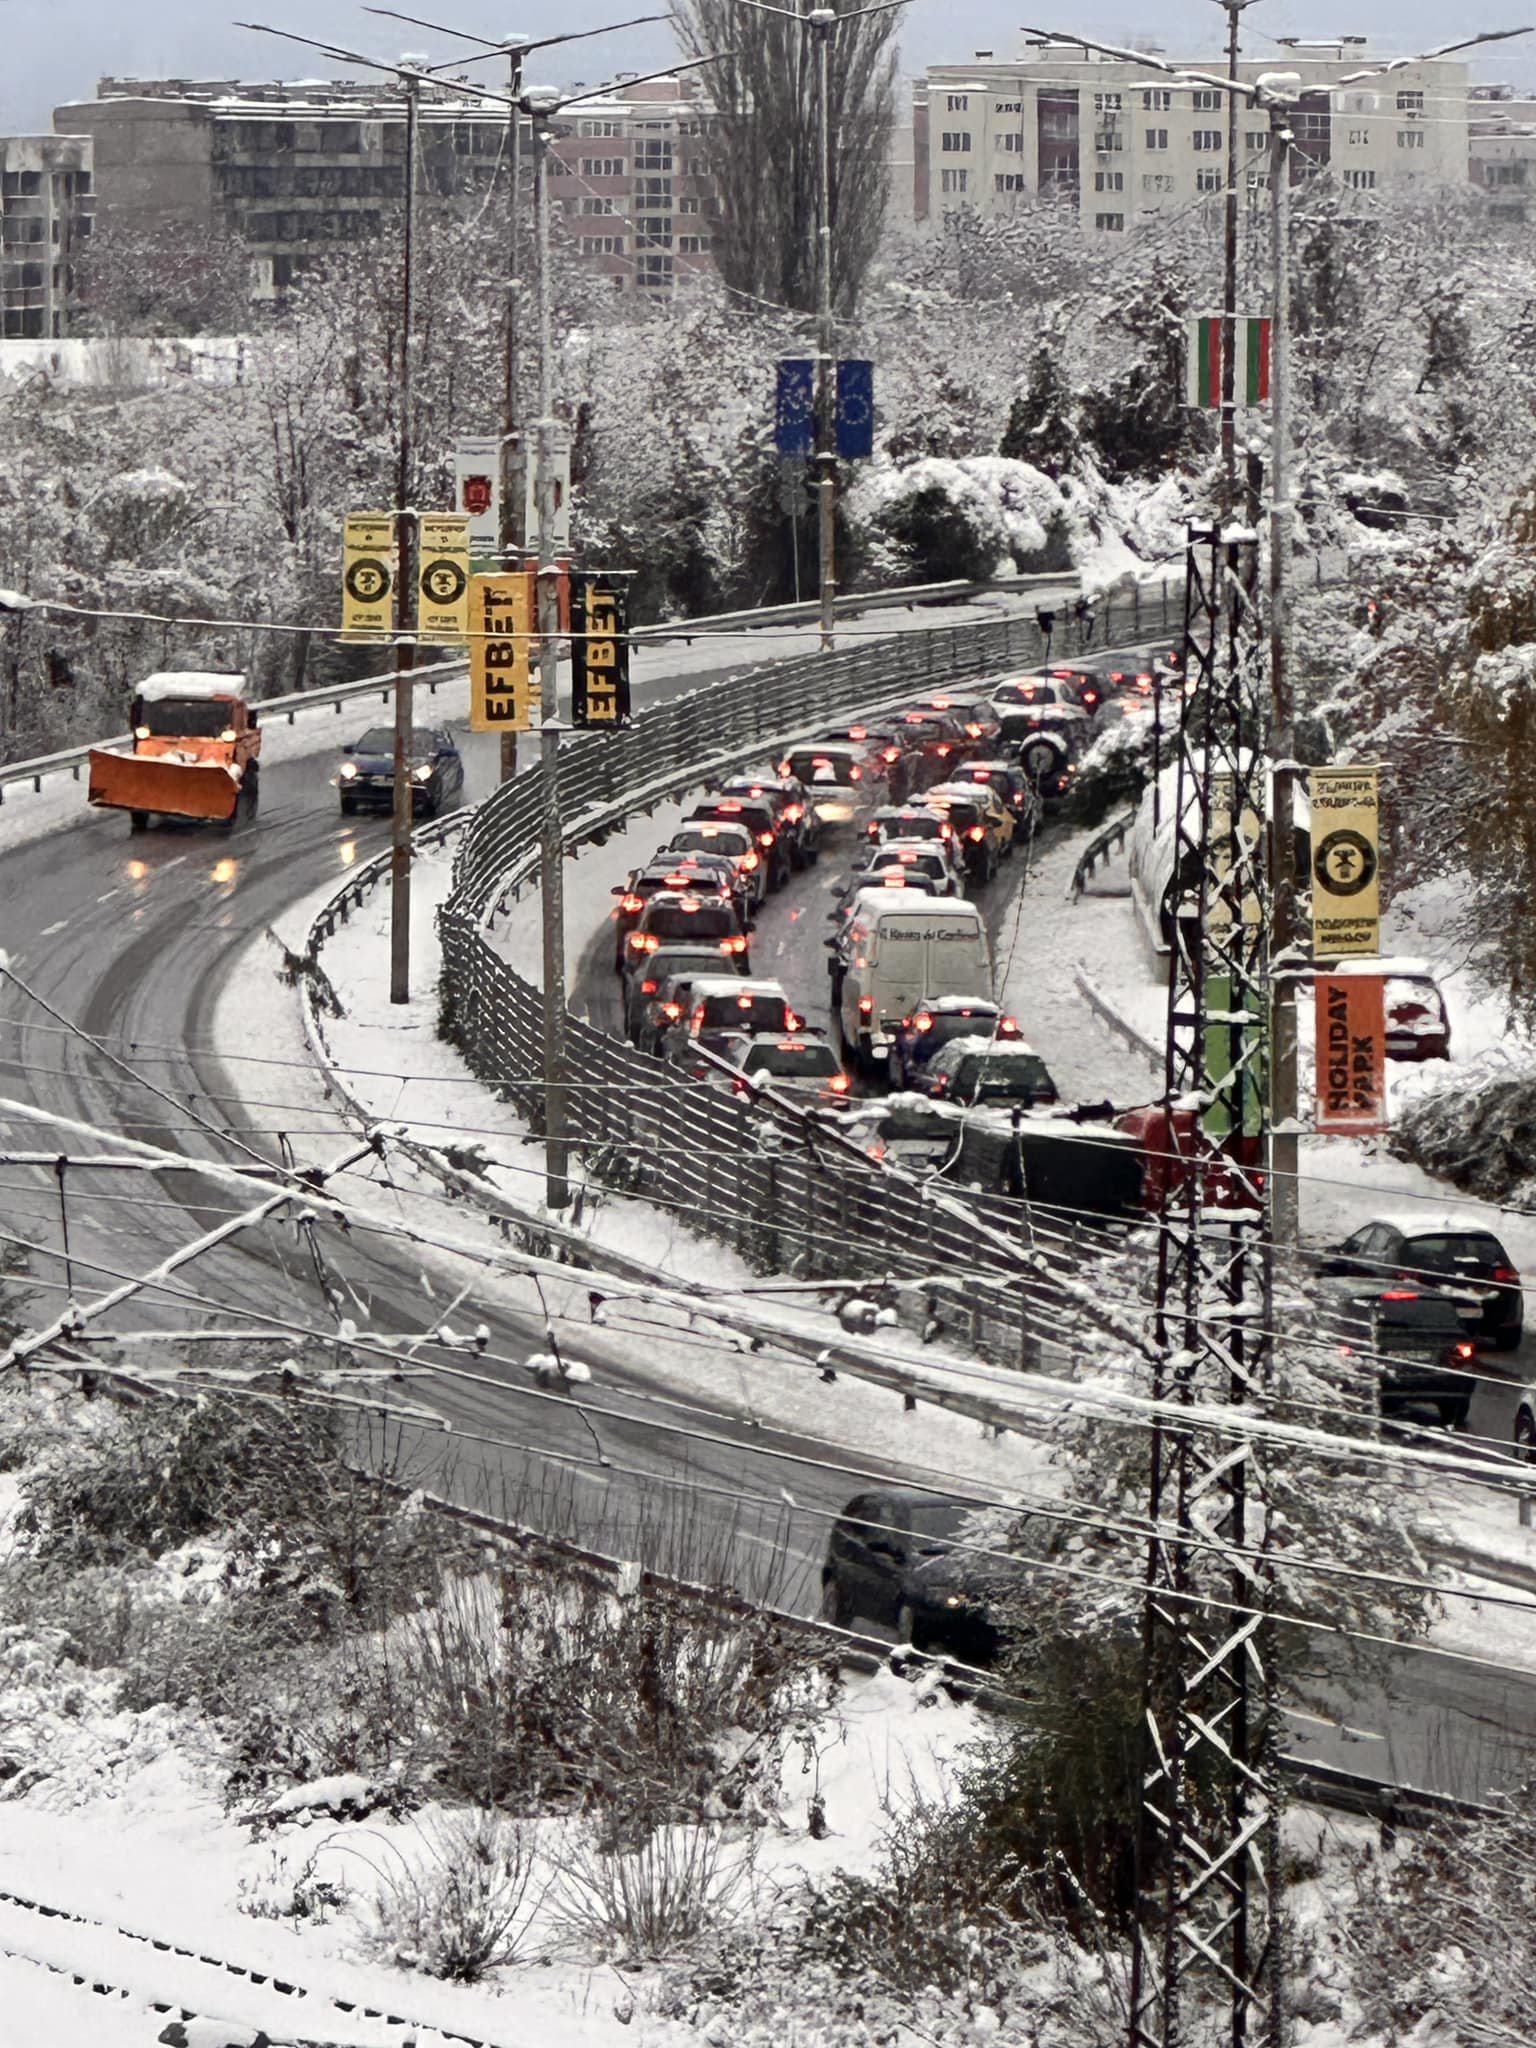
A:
469 571 536 733
1310 766 1381 957
417 514 471 645
342 512 395 644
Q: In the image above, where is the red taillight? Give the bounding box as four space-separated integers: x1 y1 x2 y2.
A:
828 1074 851 1094
939 823 953 840
1495 1265 1519 1283
883 747 900 763
1455 1342 1476 1360
850 765 862 781
661 1001 681 1019
718 801 743 813
737 993 754 1008
742 851 759 870
620 893 644 912
784 803 803 820
640 979 659 995
967 825 985 842
664 873 691 887
914 1013 933 1032
758 831 775 847
1380 1289 1419 1302
999 1016 1020 1035
966 722 983 738
787 1009 800 1029
930 1076 949 1095
936 744 951 757
725 935 747 953
858 997 874 1016
849 725 867 740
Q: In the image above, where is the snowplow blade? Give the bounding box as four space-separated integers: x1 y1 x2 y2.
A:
87 750 239 823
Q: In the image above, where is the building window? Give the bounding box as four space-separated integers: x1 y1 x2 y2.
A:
1246 171 1270 191
996 131 1023 152
687 156 708 176
1246 129 1269 150
636 140 673 169
637 252 673 287
1191 89 1220 111
1143 89 1171 111
678 233 711 252
1397 128 1425 149
1396 89 1424 112
946 93 969 112
1489 161 1528 186
582 235 626 254
1196 166 1222 191
1094 170 1123 192
1343 167 1376 189
1145 127 1168 150
941 131 971 152
1093 92 1122 112
1193 129 1222 151
1295 110 1330 140
1095 129 1124 151
940 167 970 193
679 194 700 213
994 172 1026 191
580 197 616 214
1 170 42 196
1142 173 1174 192
994 99 1021 113
1094 211 1125 231
578 118 621 137
1347 128 1369 146
581 158 625 177
636 217 671 243
637 176 672 201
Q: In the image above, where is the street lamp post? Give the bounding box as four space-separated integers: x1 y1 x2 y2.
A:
810 7 837 651
389 63 422 1004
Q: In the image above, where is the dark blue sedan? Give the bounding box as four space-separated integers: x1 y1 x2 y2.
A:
338 724 465 819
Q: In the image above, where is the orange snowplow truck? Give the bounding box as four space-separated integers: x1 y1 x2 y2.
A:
88 673 261 832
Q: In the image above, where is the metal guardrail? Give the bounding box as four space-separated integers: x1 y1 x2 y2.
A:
1070 806 1138 896
431 585 1181 1369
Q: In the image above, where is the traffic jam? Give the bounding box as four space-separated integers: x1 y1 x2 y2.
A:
607 650 1171 1168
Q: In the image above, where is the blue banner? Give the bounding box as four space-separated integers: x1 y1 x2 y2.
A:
836 357 874 460
775 358 815 457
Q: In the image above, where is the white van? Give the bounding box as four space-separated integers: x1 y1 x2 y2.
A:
833 893 992 1069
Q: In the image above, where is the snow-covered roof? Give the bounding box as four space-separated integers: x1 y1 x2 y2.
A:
1349 1213 1509 1241
136 671 247 702
913 994 999 1013
685 975 788 1002
849 888 984 922
933 1035 1043 1061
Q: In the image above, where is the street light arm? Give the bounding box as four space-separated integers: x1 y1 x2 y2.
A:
1333 23 1533 83
1015 22 1262 101
362 8 672 74
829 0 913 22
235 20 518 105
545 47 733 111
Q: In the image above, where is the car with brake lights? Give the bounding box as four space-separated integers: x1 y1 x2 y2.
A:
624 945 737 1046
1044 669 1111 717
864 804 954 850
921 783 1015 881
611 860 738 971
721 1033 853 1110
685 794 790 887
917 1037 1060 1109
829 866 943 927
891 708 974 787
907 693 1003 747
717 771 821 870
776 743 869 826
661 976 799 1066
339 724 464 819
1325 1289 1480 1431
947 758 1039 835
888 997 1024 1091
831 894 992 1071
997 712 1080 804
666 820 768 907
623 889 751 978
847 838 966 899
1317 1218 1523 1353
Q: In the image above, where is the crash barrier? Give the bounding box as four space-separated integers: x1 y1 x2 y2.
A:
435 583 1181 1370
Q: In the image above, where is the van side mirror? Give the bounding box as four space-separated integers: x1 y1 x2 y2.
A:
247 707 259 728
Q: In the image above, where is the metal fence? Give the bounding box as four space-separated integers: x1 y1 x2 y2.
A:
435 585 1179 1368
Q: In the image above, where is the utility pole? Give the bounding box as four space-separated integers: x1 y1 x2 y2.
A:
502 41 528 789
525 84 572 1210
390 64 422 1005
811 6 837 651
1215 0 1252 517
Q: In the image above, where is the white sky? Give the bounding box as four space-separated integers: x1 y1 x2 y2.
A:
6 3 1536 137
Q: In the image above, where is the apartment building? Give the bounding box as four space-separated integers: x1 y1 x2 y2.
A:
1470 85 1536 221
1 135 94 337
913 39 1469 237
52 72 721 300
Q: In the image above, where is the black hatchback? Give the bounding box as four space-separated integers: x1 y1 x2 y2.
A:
1319 1219 1523 1353
339 724 465 819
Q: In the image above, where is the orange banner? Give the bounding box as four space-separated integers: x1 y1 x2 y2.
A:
1314 974 1386 1135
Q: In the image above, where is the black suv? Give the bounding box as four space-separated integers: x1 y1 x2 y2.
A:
1319 1220 1523 1353
820 1489 1015 1665
686 795 791 888
717 772 822 869
339 724 464 818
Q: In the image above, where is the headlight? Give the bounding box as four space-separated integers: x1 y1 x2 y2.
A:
339 761 358 779
413 763 434 782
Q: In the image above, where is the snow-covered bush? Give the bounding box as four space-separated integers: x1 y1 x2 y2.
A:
555 1824 752 1960
361 1808 547 1980
846 456 1073 584
1391 1067 1536 1206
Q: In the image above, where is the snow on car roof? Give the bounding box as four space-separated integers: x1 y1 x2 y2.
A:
1359 1213 1508 1241
137 671 247 701
686 975 788 1000
933 1034 1043 1060
914 994 998 1012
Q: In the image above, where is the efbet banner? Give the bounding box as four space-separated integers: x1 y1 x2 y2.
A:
1187 314 1271 410
570 579 630 731
341 512 396 643
1315 974 1386 1135
416 514 471 645
469 570 536 733
775 358 814 457
1309 766 1381 957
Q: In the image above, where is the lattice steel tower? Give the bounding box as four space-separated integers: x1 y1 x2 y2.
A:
1129 524 1281 2048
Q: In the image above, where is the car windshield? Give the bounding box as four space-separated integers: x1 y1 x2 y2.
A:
927 1011 999 1048
953 1053 1054 1102
644 901 735 941
699 993 789 1031
883 814 940 838
786 751 855 785
1409 1233 1509 1271
673 828 750 856
144 699 235 738
354 726 438 757
746 1041 840 1078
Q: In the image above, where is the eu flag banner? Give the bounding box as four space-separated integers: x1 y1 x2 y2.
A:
836 358 874 460
775 359 815 456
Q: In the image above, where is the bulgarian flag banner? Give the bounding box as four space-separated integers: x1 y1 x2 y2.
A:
1187 313 1271 410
